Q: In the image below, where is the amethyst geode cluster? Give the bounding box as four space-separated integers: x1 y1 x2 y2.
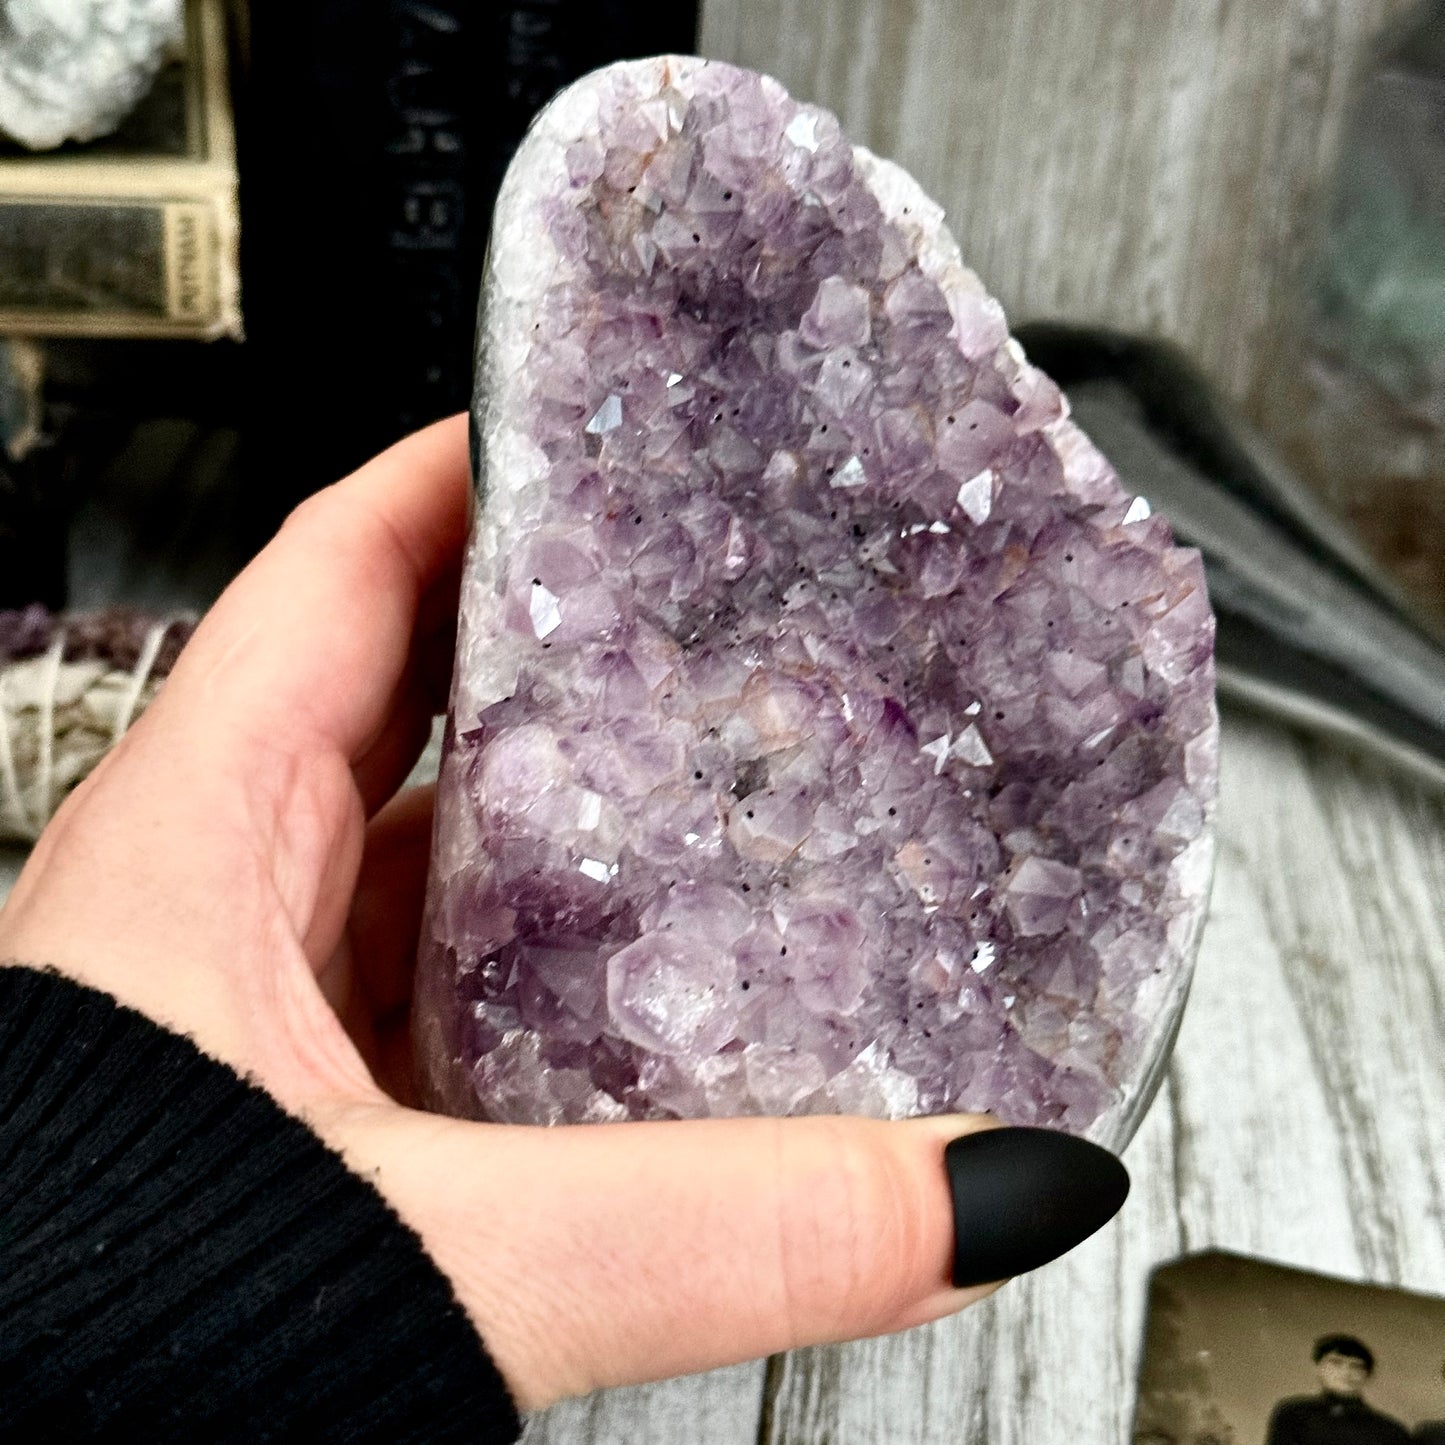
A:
415 57 1218 1143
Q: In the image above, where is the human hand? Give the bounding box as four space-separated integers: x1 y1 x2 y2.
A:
0 417 1127 1409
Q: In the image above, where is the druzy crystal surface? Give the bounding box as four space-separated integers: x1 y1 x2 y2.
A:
416 57 1218 1143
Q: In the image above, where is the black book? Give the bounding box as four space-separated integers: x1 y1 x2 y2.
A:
240 0 699 526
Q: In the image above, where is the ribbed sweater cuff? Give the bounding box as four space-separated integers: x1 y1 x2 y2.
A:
0 965 521 1443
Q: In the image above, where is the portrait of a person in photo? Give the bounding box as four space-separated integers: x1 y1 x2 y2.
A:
1265 1335 1409 1445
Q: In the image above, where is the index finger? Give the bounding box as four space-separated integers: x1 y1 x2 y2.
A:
165 414 471 762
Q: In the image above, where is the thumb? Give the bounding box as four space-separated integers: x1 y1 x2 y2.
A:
318 1107 1128 1408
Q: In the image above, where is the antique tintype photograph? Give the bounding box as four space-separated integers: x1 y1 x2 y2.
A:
1135 1252 1445 1444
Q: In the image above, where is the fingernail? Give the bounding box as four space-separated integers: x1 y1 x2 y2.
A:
945 1127 1129 1288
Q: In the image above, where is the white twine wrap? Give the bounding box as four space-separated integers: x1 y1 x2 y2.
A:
0 662 28 840
0 619 181 844
111 621 170 746
31 634 64 840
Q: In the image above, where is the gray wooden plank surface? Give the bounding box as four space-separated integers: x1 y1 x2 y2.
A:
523 1365 765 1445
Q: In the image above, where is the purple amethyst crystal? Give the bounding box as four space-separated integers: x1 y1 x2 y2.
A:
414 57 1218 1143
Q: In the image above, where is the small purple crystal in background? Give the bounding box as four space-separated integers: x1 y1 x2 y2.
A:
414 56 1219 1146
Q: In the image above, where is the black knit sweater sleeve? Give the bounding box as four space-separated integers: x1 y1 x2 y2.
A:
0 966 522 1443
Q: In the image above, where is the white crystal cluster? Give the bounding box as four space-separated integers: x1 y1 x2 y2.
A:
0 0 182 150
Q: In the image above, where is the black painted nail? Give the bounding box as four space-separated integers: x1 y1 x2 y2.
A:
945 1127 1130 1288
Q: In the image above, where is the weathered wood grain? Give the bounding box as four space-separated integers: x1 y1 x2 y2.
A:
1183 716 1445 1290
697 0 1416 435
522 1365 766 1445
